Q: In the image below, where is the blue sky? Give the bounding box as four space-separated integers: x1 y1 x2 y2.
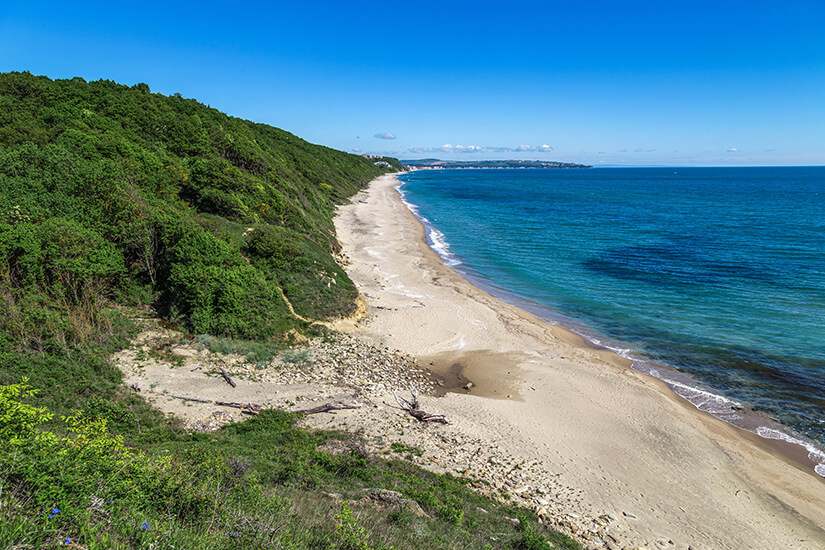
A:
2 1 823 166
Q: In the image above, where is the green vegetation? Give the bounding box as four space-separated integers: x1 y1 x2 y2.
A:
0 72 578 549
0 71 404 341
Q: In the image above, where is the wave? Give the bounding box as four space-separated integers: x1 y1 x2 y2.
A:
756 427 825 476
395 183 461 267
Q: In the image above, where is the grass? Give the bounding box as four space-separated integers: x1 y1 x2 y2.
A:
1 384 580 550
195 334 286 365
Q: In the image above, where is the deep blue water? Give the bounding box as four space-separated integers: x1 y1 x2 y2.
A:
397 167 825 472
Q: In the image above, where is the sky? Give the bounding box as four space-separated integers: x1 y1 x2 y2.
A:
1 1 823 166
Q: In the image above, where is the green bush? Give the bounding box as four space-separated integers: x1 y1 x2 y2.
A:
0 70 400 338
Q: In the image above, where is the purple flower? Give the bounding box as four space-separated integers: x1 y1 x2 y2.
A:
140 521 149 531
64 537 72 545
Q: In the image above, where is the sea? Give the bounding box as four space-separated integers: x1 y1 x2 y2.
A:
395 167 825 477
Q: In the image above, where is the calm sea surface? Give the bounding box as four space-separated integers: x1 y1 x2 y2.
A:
397 167 825 474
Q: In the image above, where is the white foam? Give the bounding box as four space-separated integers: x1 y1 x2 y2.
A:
756 427 825 467
395 183 461 267
646 371 825 477
642 368 744 420
428 226 461 266
588 336 636 359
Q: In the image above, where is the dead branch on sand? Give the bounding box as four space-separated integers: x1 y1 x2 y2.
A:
295 401 363 415
220 367 236 388
385 389 449 424
170 394 261 414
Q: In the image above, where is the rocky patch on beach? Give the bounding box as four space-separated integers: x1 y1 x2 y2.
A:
114 318 684 550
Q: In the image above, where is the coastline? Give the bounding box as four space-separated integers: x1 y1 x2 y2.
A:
332 173 825 549
394 171 825 479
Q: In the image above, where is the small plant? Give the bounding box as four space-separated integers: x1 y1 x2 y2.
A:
334 503 373 550
282 349 311 366
390 442 424 460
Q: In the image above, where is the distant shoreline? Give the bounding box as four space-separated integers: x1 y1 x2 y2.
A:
401 159 592 169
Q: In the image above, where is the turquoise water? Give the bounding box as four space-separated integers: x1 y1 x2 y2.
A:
397 167 825 474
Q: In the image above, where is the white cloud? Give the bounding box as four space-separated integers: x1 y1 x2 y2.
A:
374 132 397 140
727 147 739 152
351 147 362 152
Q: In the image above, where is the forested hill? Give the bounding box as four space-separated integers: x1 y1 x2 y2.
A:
0 71 404 341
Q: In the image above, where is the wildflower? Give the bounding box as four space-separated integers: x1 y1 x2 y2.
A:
140 521 149 531
64 537 72 545
49 507 60 519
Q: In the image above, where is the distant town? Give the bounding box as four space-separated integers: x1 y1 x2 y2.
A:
399 158 593 169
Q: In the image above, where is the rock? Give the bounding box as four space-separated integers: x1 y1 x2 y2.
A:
622 511 638 519
463 382 474 390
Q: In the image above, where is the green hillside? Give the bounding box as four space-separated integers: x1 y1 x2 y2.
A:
0 73 576 550
0 71 404 341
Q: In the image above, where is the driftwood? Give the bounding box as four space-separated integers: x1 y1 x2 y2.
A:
296 401 363 415
385 389 449 424
172 394 211 403
220 368 236 388
216 400 262 414
170 394 261 414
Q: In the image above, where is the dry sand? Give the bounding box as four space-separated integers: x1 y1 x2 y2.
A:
330 173 825 550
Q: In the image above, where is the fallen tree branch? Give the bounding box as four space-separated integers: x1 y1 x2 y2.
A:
171 394 211 403
220 368 236 388
170 394 262 414
216 400 263 414
296 401 363 415
384 389 449 424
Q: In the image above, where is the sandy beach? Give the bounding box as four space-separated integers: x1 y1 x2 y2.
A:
329 173 825 549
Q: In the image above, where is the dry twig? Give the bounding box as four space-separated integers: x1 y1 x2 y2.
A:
385 389 449 424
296 401 362 415
220 367 236 388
